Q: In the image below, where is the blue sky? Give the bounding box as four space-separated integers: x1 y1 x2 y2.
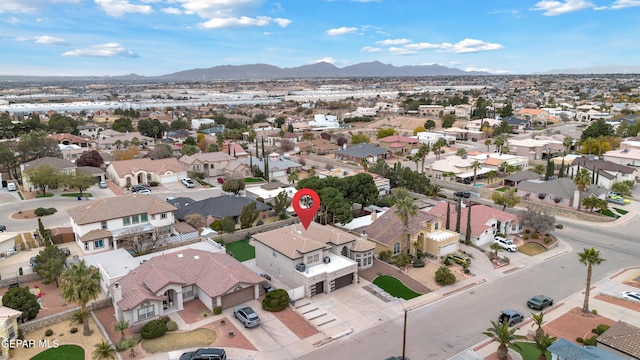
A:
1 0 639 76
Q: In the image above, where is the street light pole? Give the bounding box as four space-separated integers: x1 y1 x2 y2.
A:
402 307 408 360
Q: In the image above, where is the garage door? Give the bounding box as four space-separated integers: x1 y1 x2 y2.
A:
333 273 354 291
440 242 457 256
221 286 254 308
160 175 178 184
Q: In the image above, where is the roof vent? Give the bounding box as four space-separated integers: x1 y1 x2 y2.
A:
177 254 183 258
194 255 200 260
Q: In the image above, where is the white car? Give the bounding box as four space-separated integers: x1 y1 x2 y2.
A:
621 291 640 303
494 236 518 252
181 178 195 188
136 189 151 195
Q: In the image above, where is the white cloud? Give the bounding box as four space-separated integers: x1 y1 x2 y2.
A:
315 57 335 64
531 0 594 16
327 27 358 36
404 42 442 50
273 18 292 27
162 7 182 15
63 42 138 58
13 36 30 41
95 0 153 17
34 35 67 45
376 38 411 45
439 38 503 53
9 17 19 25
362 46 383 53
0 0 79 14
388 47 417 55
199 16 289 29
611 0 640 9
464 66 512 74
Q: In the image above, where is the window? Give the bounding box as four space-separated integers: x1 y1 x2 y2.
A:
434 221 439 230
161 213 167 219
393 242 401 255
101 221 108 230
141 214 148 222
182 285 194 299
123 217 131 226
306 255 313 264
84 242 89 251
313 254 319 262
272 250 277 257
94 239 104 249
137 302 155 321
7 324 14 339
132 215 140 224
278 267 282 277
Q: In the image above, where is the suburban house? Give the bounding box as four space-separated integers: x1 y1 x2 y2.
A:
603 148 640 168
516 108 550 124
363 206 459 257
503 170 542 187
418 105 444 117
252 222 372 298
245 181 297 203
415 132 456 146
597 321 640 359
106 158 188 187
238 155 302 179
428 155 491 183
515 178 608 209
47 132 91 148
168 195 271 225
507 138 563 160
426 202 521 247
178 152 250 180
67 194 177 254
549 338 625 360
94 130 154 150
306 138 341 155
222 141 250 158
77 124 102 138
20 157 77 192
0 306 21 357
377 135 419 155
568 157 637 189
500 116 532 132
109 248 264 326
335 143 392 163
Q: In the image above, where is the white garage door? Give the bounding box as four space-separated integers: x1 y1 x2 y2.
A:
161 175 178 184
440 242 458 256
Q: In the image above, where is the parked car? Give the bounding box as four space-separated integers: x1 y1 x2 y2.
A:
60 247 71 257
98 181 108 189
131 184 151 192
494 236 518 252
446 252 471 266
217 177 225 184
527 295 554 310
234 306 260 328
179 348 227 360
136 189 152 195
498 310 524 326
0 225 6 232
181 178 196 188
621 291 640 303
608 197 629 205
6 183 16 191
454 191 471 198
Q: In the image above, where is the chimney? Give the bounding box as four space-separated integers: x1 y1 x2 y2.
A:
112 282 122 303
371 211 378 221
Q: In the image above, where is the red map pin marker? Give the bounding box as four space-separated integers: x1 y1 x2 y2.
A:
292 188 320 230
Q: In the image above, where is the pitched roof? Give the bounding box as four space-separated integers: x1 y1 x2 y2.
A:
516 178 577 199
170 195 271 220
597 321 640 358
504 170 542 182
113 249 264 311
549 338 623 360
335 143 390 158
68 194 177 225
426 202 518 237
108 158 185 178
0 306 22 321
378 135 419 144
179 152 236 165
22 156 76 171
364 206 437 246
571 157 635 175
252 222 357 259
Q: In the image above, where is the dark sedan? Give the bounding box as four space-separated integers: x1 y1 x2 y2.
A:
527 295 554 310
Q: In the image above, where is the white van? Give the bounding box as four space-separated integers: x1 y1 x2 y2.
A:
7 183 16 191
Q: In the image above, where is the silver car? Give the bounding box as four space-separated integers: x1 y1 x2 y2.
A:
234 306 260 328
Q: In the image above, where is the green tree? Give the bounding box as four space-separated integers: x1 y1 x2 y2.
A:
59 260 102 336
25 164 62 196
287 170 300 184
455 147 468 157
239 202 260 229
562 135 573 155
578 247 606 313
38 218 52 245
64 170 98 197
484 138 493 152
148 143 174 159
435 265 456 285
393 254 412 269
273 191 290 215
34 244 66 287
112 118 134 132
424 119 436 131
490 188 521 211
221 216 236 233
137 118 168 139
92 340 117 360
394 190 418 255
530 312 547 338
346 173 379 214
499 102 513 117
533 332 557 360
222 179 245 194
441 114 456 128
2 286 40 322
573 168 591 211
47 114 79 134
482 321 525 360
180 144 199 156
18 130 62 162
376 128 396 139
465 201 472 245
351 134 370 144
580 118 614 141
471 160 482 185
113 320 130 342
170 119 189 130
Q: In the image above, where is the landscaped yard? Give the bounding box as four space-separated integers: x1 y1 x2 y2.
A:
613 207 628 215
226 238 255 262
518 242 547 256
372 275 421 300
141 328 217 354
244 177 264 183
31 344 84 360
511 341 550 360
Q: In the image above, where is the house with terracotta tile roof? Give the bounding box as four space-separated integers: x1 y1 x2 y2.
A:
178 152 250 180
110 248 264 326
426 202 521 247
252 222 371 298
67 194 177 254
106 157 188 187
47 132 90 148
377 135 419 155
516 108 550 124
222 141 250 158
94 130 154 150
597 321 640 359
364 205 460 257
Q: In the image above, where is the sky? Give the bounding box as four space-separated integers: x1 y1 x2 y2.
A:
1 0 639 77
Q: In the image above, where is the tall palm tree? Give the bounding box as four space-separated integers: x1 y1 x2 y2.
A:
434 138 447 160
418 143 430 174
562 135 573 155
360 157 369 172
533 332 557 360
471 160 482 185
60 260 102 336
578 247 606 313
482 320 525 360
486 170 497 184
394 191 418 255
484 138 493 152
113 319 130 341
573 168 591 211
92 340 117 360
530 312 547 338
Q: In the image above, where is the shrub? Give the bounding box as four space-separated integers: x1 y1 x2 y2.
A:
256 197 265 203
278 213 288 220
149 181 159 187
544 237 551 244
502 256 510 264
256 220 264 226
378 250 392 262
17 329 24 341
116 336 140 351
555 224 564 229
592 324 610 335
45 329 54 337
583 336 598 346
525 229 531 234
412 257 425 268
34 207 57 216
70 327 78 334
576 337 584 343
531 233 539 239
166 320 178 331
443 257 453 266
70 309 83 326
140 319 167 339
161 316 170 324
262 289 290 312
591 309 598 315
213 306 222 315
523 235 529 240
435 266 456 286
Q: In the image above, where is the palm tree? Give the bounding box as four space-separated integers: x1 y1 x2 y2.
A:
578 247 606 313
412 240 421 257
287 170 299 184
418 143 430 174
113 320 130 341
60 260 102 336
573 168 591 211
471 160 482 185
456 147 468 158
533 332 557 360
433 138 447 160
360 157 369 172
394 191 418 255
484 138 493 152
92 340 116 360
493 135 507 153
486 170 497 184
482 320 525 360
490 243 502 260
562 135 573 155
530 312 547 338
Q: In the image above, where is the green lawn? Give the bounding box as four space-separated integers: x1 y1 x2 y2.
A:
372 275 421 300
226 238 255 261
61 193 93 197
35 193 54 198
496 187 508 192
244 177 264 183
511 341 550 360
614 207 629 215
518 242 547 256
31 344 84 360
597 209 620 218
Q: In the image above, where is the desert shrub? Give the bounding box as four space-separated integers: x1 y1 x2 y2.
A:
523 235 529 240
531 233 539 239
70 309 83 325
45 329 53 337
262 289 290 312
149 181 159 187
116 336 140 351
462 263 470 274
256 220 264 226
34 207 57 216
525 229 531 234
378 250 392 262
576 337 584 343
161 316 170 324
435 266 456 286
140 319 166 339
502 256 510 264
583 336 598 346
256 197 265 203
70 327 78 334
592 324 610 335
592 309 598 315
278 213 288 220
213 306 222 315
412 257 425 268
166 320 178 331
555 224 564 229
443 257 453 266
544 237 551 244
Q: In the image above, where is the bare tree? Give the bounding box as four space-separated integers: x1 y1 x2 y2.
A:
184 214 206 230
117 226 164 256
520 205 555 233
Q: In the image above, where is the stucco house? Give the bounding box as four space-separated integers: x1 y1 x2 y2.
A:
168 195 271 225
603 148 640 168
20 157 77 192
516 108 550 124
106 158 188 187
363 205 460 257
252 222 373 298
94 130 154 150
516 178 608 209
335 143 392 163
178 152 250 180
110 248 264 326
568 157 637 189
67 194 177 254
377 135 419 155
0 306 21 357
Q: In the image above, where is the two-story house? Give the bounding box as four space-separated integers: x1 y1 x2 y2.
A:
178 152 250 180
67 194 177 254
569 156 637 189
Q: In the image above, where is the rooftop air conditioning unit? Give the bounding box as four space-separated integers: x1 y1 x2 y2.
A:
323 256 331 264
296 263 306 272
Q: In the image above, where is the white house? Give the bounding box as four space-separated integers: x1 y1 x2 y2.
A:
308 114 340 129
